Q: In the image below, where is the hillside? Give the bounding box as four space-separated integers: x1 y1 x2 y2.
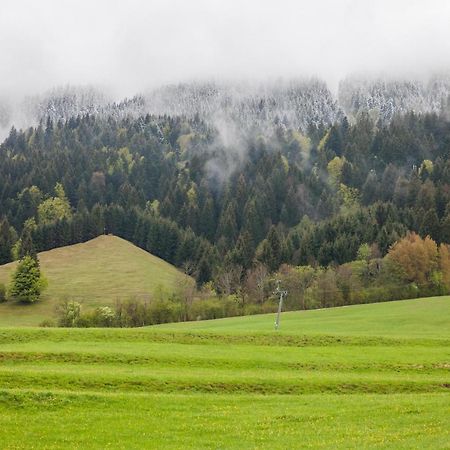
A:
4 104 450 298
0 235 189 326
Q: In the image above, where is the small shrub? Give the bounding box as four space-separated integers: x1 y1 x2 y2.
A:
115 298 149 327
148 300 183 325
94 306 116 327
189 298 226 321
77 312 96 328
243 303 263 316
222 295 241 317
56 300 82 327
261 300 277 314
39 319 56 327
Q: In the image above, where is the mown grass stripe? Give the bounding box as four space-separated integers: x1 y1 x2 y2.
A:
0 351 449 373
1 329 448 347
1 372 448 395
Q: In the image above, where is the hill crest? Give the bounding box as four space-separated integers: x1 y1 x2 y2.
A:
0 235 189 326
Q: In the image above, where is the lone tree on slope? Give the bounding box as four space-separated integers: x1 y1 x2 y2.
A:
9 255 46 303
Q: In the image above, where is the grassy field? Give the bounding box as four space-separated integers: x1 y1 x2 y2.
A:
0 235 189 326
0 296 449 449
156 295 450 338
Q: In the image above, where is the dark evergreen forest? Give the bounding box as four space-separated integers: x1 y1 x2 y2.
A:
1 110 450 294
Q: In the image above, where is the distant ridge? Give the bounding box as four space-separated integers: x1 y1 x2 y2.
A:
2 75 450 139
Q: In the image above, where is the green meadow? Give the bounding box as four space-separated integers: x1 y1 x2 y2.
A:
156 295 450 338
0 296 449 449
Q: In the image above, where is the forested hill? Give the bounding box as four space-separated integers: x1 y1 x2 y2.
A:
2 104 450 289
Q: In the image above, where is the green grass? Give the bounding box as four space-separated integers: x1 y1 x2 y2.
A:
0 235 189 326
156 295 450 339
0 391 448 449
0 296 449 448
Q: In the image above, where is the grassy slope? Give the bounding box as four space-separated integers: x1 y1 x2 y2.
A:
156 295 450 339
0 235 188 326
0 297 449 449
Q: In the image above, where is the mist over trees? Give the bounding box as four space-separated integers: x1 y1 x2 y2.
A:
2 75 450 140
0 80 450 312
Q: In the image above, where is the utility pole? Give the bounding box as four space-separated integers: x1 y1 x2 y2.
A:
274 280 287 331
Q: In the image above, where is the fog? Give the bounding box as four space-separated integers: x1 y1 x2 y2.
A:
1 0 450 100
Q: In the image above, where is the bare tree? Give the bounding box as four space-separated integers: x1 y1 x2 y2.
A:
177 277 197 321
244 264 269 305
215 265 243 297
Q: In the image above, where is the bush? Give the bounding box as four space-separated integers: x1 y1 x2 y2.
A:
94 306 116 327
148 299 183 325
243 303 263 316
261 300 278 313
190 298 225 321
56 300 82 327
39 319 56 327
113 298 184 327
77 311 97 328
114 298 149 327
222 295 241 317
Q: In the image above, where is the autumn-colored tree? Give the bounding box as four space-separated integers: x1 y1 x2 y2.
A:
387 232 438 285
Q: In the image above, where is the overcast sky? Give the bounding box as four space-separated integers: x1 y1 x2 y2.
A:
1 0 450 98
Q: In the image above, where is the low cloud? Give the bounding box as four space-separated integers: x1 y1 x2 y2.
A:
1 0 450 99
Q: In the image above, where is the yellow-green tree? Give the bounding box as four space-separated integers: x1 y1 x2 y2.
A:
37 183 72 225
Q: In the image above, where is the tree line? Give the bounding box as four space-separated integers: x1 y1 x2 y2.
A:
1 109 450 317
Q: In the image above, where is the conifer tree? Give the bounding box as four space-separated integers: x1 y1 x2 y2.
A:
9 255 46 303
420 209 441 242
256 226 283 272
18 227 37 260
0 219 14 264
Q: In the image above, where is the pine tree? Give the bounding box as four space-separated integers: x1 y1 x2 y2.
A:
324 125 343 157
216 201 238 244
199 196 215 240
440 214 450 244
242 198 266 245
256 226 283 272
9 255 46 303
0 219 14 264
420 209 440 242
196 256 212 285
18 227 37 260
229 231 255 269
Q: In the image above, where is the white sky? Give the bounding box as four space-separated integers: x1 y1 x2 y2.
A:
1 0 450 98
